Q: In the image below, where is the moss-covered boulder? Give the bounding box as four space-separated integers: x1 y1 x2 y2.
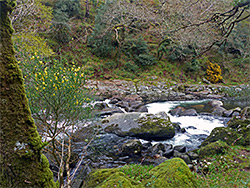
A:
85 168 142 188
102 113 177 141
144 158 197 187
201 127 241 147
199 140 229 158
228 118 250 146
85 158 197 188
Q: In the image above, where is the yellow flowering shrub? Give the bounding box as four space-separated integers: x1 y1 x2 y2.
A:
205 61 223 84
19 53 94 123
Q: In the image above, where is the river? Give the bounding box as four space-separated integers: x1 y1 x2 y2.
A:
146 100 230 150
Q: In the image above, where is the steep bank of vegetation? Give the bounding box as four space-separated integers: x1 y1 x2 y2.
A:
13 0 250 85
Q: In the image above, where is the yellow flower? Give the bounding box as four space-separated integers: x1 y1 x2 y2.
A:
75 73 77 77
76 100 79 105
42 82 45 85
31 56 35 60
80 73 84 77
55 76 58 81
53 93 55 96
62 80 64 83
35 73 38 78
35 87 39 91
43 87 45 90
34 52 37 56
39 61 43 65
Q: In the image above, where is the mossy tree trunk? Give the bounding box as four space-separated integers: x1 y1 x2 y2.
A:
0 1 56 187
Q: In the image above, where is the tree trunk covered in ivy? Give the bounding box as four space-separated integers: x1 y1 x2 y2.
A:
0 1 56 187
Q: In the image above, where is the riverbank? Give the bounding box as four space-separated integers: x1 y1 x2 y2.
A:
68 81 250 187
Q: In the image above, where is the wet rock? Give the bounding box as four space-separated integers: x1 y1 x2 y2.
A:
94 102 109 110
174 145 186 153
142 142 152 150
212 106 226 116
163 148 174 158
187 151 199 160
135 105 148 112
173 151 191 164
121 139 143 157
181 109 198 116
232 111 240 117
109 98 120 104
98 107 124 116
169 106 186 116
208 100 223 107
223 109 233 117
151 143 166 154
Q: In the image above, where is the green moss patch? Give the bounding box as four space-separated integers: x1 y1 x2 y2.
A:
85 158 197 188
144 158 197 188
199 140 229 158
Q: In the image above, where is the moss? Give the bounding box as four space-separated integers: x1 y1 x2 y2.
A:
96 172 142 188
129 115 175 141
86 158 197 188
0 1 56 187
144 158 197 188
201 127 241 147
86 168 121 188
199 140 229 158
228 118 250 146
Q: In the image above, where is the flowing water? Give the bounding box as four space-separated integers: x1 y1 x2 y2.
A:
146 100 230 150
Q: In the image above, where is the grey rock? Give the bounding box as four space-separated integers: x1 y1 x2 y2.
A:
174 145 186 153
180 109 198 116
121 139 143 156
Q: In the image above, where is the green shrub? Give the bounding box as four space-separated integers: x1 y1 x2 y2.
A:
19 54 93 123
124 61 139 73
88 2 116 57
134 54 157 66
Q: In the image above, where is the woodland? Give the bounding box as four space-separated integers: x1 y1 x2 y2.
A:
0 0 250 187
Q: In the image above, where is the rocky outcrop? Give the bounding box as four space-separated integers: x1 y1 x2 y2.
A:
102 113 178 141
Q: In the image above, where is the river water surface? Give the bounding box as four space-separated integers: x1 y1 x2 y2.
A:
146 100 230 150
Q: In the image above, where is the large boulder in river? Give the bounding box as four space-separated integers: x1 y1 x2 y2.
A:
102 113 177 141
169 107 198 116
